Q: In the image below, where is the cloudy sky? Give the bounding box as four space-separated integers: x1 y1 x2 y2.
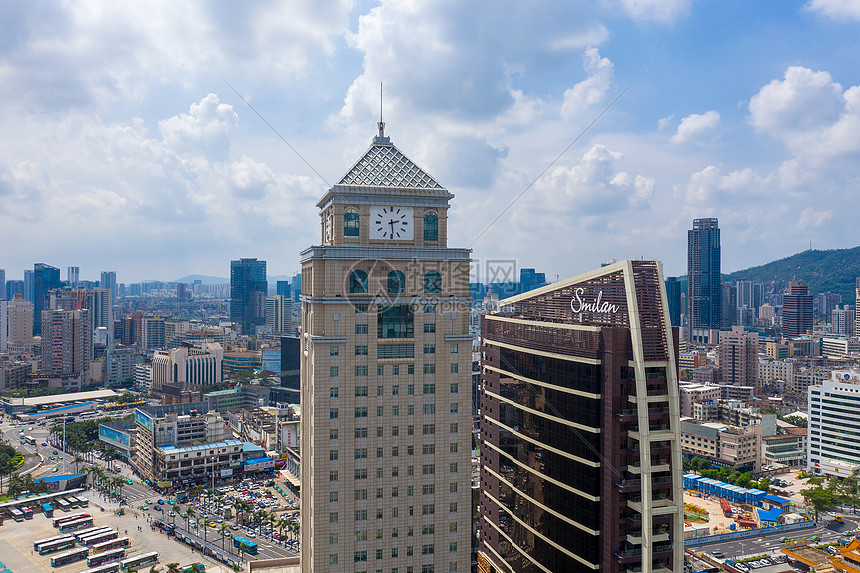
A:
2 0 859 285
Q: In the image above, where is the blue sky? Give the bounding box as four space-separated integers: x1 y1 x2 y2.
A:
1 0 859 284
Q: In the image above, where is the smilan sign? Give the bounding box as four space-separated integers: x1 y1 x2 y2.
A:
570 288 620 315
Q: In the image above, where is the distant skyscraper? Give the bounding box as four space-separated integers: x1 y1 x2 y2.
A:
832 304 854 337
100 271 117 305
817 292 842 319
6 297 33 352
265 295 292 334
665 276 682 327
87 287 114 337
718 326 759 388
32 263 61 336
687 218 721 341
41 307 91 383
230 258 267 335
518 267 547 293
783 281 813 337
0 268 5 300
0 300 7 352
24 269 34 302
6 280 24 299
721 282 737 329
291 272 301 302
276 280 290 298
67 266 80 285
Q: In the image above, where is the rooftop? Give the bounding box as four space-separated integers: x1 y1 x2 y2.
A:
3 389 118 407
34 473 86 483
336 131 443 190
157 440 243 454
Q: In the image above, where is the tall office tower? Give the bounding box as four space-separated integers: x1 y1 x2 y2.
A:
41 307 91 380
856 286 860 338
518 268 547 293
32 263 61 336
280 335 301 403
0 268 5 299
87 287 114 337
100 271 117 305
67 266 80 285
6 280 24 299
831 305 854 337
276 280 291 298
721 282 737 329
808 371 860 477
478 260 683 573
291 272 301 303
817 292 842 319
141 317 166 349
0 300 7 352
665 276 682 327
230 258 267 335
300 123 471 573
7 297 34 352
265 295 292 334
24 269 34 302
718 326 759 389
687 218 721 342
783 281 813 337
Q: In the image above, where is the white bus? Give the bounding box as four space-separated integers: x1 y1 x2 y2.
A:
50 546 89 567
37 537 76 555
120 552 159 571
79 563 121 573
74 526 113 541
56 497 71 512
86 548 125 567
33 534 72 551
80 530 118 547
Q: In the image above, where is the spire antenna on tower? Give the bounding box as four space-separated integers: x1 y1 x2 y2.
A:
378 82 385 137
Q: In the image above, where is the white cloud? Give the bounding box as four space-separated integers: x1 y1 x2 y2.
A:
616 0 691 23
671 110 720 144
657 115 675 131
806 0 860 21
159 94 239 160
799 206 834 228
749 66 860 160
561 48 614 121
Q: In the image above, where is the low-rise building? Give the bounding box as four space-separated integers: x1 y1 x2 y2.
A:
681 419 760 472
679 382 722 418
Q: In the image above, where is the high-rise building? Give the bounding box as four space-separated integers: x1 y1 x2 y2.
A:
855 284 860 338
230 258 267 335
276 280 291 298
687 218 721 342
518 267 547 293
141 317 166 349
6 280 24 299
0 268 5 300
100 271 117 305
291 272 301 303
32 263 61 336
0 300 7 353
817 292 842 319
300 123 472 573
265 295 292 334
783 281 813 337
718 326 759 389
151 342 223 394
67 266 79 285
808 371 860 477
665 276 682 327
478 260 683 573
40 307 91 380
721 282 737 329
6 297 33 352
24 269 34 302
87 287 113 338
831 304 854 337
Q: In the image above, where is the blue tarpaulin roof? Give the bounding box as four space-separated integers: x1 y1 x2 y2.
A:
757 506 782 523
34 473 85 483
764 494 790 504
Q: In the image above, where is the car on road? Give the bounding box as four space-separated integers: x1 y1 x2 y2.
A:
231 524 239 530
711 550 725 559
145 498 152 504
41 442 47 446
158 499 165 504
53 450 58 454
126 479 133 484
52 467 59 472
140 505 149 510
811 535 822 541
247 531 256 537
153 505 163 512
780 536 789 542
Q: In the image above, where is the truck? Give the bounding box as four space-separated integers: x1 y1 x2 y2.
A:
720 498 732 518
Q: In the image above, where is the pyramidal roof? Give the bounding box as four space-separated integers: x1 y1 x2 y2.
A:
336 124 443 190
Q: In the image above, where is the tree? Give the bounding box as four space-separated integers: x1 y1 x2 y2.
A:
219 523 230 550
186 507 195 533
801 482 837 524
166 563 180 573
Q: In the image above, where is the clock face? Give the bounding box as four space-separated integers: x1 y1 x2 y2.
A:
369 206 414 240
324 211 332 242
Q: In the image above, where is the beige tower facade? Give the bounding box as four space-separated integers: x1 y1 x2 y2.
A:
301 123 472 573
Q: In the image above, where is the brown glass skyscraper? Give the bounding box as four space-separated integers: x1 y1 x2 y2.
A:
478 260 683 573
782 280 813 337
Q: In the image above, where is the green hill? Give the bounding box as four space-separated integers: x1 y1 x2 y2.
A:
725 246 860 302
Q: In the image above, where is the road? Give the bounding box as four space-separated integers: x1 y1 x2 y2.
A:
697 511 860 561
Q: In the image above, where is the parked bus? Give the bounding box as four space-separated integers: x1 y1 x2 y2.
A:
22 435 36 445
102 400 147 412
178 563 206 573
232 536 258 555
80 530 118 547
10 508 24 522
175 490 188 502
53 512 90 527
50 547 89 567
22 506 33 519
34 534 73 551
37 537 77 555
91 537 129 554
58 516 94 533
120 552 159 571
41 503 54 518
76 496 90 508
66 496 81 509
86 548 126 567
80 562 121 573
74 526 113 541
56 497 71 512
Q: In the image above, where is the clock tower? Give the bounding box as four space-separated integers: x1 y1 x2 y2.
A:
301 122 472 573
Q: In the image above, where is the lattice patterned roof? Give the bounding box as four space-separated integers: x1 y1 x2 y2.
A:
337 139 443 189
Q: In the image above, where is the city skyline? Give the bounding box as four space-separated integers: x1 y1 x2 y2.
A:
2 2 860 282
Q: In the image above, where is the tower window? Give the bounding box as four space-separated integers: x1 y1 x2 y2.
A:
424 271 442 294
388 270 406 294
424 211 438 241
344 208 360 237
350 270 368 293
